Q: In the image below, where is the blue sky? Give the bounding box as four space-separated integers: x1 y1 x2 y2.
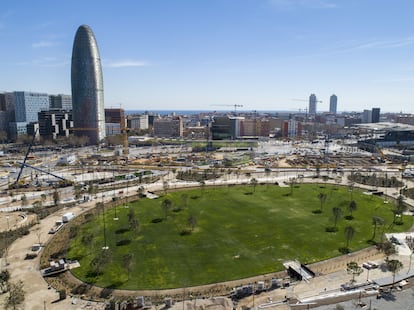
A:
1 0 414 113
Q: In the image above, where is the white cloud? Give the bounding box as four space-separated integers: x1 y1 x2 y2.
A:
105 60 150 68
17 57 68 67
268 0 338 10
32 40 57 48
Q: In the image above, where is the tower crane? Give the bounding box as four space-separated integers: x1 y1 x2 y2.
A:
211 104 243 113
292 98 323 103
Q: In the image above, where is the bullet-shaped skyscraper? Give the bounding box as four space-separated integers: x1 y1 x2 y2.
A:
71 25 106 144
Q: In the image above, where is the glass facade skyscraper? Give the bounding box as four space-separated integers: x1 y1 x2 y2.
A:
329 94 337 114
309 93 317 115
71 25 105 144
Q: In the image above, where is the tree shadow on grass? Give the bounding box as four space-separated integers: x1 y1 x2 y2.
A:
116 239 131 246
338 247 350 254
115 228 129 234
180 230 192 236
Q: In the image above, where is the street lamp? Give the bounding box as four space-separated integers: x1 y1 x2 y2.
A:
4 216 10 266
408 250 413 274
101 195 108 250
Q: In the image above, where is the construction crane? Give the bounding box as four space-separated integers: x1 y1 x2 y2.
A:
15 128 38 185
14 128 69 188
211 104 243 113
292 98 323 103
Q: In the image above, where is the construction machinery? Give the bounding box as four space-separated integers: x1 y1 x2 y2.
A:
13 128 69 188
211 104 243 113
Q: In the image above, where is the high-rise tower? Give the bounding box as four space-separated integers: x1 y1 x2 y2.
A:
309 94 317 115
71 24 105 144
329 94 337 114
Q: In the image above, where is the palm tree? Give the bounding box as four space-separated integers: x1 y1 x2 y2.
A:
344 226 356 249
371 216 384 242
347 200 357 219
188 215 197 232
250 178 258 192
199 180 206 195
332 207 342 230
386 259 403 289
348 182 354 200
123 254 133 281
318 192 327 212
161 199 172 219
181 193 188 208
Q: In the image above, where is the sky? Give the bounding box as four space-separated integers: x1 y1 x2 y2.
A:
1 0 414 113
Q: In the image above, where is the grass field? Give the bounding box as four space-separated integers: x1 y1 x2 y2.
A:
67 183 411 290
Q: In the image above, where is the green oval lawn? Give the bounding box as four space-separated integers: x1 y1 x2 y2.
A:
67 183 411 289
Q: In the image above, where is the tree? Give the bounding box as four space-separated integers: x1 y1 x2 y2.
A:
163 180 169 194
5 280 25 310
347 261 363 284
378 240 397 261
371 216 384 242
0 270 10 293
322 175 329 187
40 193 47 204
348 182 354 200
344 226 356 249
347 200 357 220
386 259 403 289
137 186 145 197
161 199 172 219
20 194 28 207
250 178 258 193
181 193 188 209
52 189 60 205
199 180 205 194
188 215 197 232
318 192 327 212
289 178 296 195
332 207 343 230
90 249 111 276
123 253 133 281
393 195 407 224
129 217 140 232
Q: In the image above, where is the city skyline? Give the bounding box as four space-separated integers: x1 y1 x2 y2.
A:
1 1 414 113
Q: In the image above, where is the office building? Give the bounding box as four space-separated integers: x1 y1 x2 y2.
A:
49 94 72 111
309 94 317 115
8 91 49 139
362 110 372 123
372 108 380 123
105 108 125 136
38 110 73 140
329 94 337 114
128 114 149 130
71 24 105 145
153 116 183 138
283 119 302 138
